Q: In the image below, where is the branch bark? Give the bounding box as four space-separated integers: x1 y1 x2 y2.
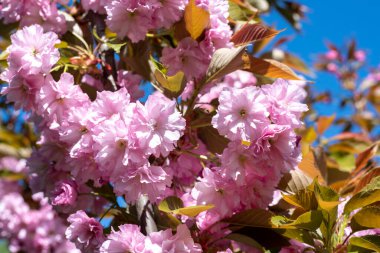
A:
136 195 158 235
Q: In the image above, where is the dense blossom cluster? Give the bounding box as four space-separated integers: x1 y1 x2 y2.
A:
0 0 311 252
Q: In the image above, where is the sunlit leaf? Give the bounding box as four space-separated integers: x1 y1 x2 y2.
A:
282 52 312 75
349 235 380 252
354 167 380 193
153 69 187 98
344 177 380 214
352 206 380 229
354 143 379 173
174 205 214 217
317 115 335 135
271 210 322 231
298 147 327 185
184 0 210 40
313 181 340 211
205 46 247 83
158 196 184 213
247 55 301 80
228 1 255 21
278 169 313 193
231 23 281 46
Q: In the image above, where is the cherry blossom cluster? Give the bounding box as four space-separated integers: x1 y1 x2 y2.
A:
0 157 79 253
0 0 309 251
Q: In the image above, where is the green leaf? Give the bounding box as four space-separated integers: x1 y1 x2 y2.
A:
153 69 187 99
205 46 248 84
271 210 323 231
158 196 213 217
349 235 380 252
105 41 127 54
174 205 214 217
55 41 68 49
282 190 318 211
344 177 380 214
313 181 340 211
228 1 255 21
352 206 380 229
276 228 315 246
224 209 274 228
158 196 184 213
226 233 265 252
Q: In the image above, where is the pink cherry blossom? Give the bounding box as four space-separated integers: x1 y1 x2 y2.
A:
105 0 160 43
161 37 211 80
66 210 105 252
7 24 60 76
113 163 172 203
100 224 146 253
212 86 270 141
131 93 186 157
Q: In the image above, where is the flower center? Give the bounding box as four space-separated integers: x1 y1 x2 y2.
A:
239 109 247 117
116 139 127 149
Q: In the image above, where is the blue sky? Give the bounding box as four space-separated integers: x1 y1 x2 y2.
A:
263 1 380 136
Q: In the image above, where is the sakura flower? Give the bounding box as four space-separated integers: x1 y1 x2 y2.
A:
92 110 143 180
1 71 45 110
105 0 159 43
7 24 60 76
149 224 202 253
66 210 105 252
131 93 186 157
252 124 301 173
212 86 270 141
21 0 67 34
117 71 144 101
100 224 147 253
92 87 131 122
81 0 108 14
113 163 172 203
50 179 78 210
0 0 24 23
152 0 186 28
58 105 96 158
161 37 210 80
37 73 90 125
261 79 308 127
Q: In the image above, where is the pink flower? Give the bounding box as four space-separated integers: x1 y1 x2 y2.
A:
58 105 96 158
161 37 210 80
81 0 108 14
92 111 142 180
50 179 78 209
152 0 186 28
21 0 67 34
37 73 90 125
105 0 159 43
131 93 186 157
325 49 339 60
113 163 172 203
100 224 146 253
66 210 105 252
92 87 131 122
1 71 45 110
191 168 241 218
252 124 301 173
212 86 270 141
0 0 23 23
354 50 366 62
149 224 202 253
261 79 308 127
7 24 60 76
117 71 144 101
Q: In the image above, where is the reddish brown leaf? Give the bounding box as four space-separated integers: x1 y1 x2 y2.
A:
330 132 371 143
354 167 380 194
354 143 379 173
231 23 282 47
246 55 301 80
298 148 327 185
317 115 335 135
282 52 312 75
